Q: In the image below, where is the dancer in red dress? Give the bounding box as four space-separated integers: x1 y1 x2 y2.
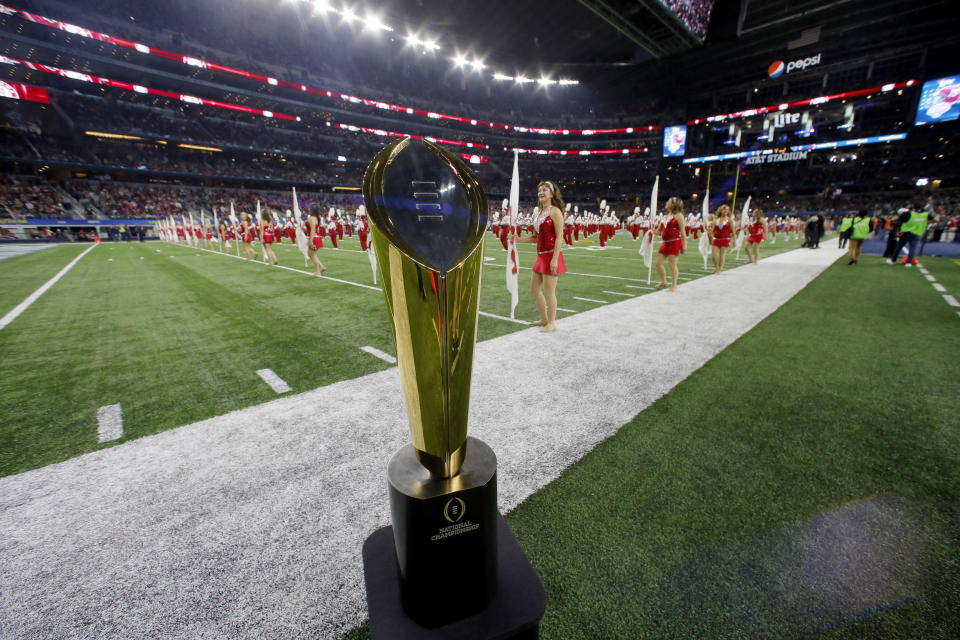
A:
709 204 734 273
241 213 257 261
745 207 767 265
260 208 278 266
654 197 687 291
306 209 327 276
517 180 566 333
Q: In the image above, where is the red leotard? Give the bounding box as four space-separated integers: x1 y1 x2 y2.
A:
712 220 732 247
532 214 567 275
658 217 683 255
747 221 764 243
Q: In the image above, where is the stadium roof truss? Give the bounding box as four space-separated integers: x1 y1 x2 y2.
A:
577 0 703 58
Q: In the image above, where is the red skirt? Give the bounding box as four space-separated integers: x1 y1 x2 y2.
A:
533 251 566 275
748 235 763 243
311 236 323 250
658 239 683 255
712 237 731 247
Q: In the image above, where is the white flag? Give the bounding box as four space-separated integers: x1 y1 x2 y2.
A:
698 188 711 269
368 239 378 285
505 150 520 319
292 187 310 265
734 195 751 252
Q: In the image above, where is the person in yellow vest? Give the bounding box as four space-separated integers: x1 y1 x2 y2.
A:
837 213 853 249
887 199 930 267
846 210 873 265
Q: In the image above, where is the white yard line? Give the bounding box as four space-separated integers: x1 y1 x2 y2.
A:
256 369 293 394
177 242 382 292
96 404 123 443
0 243 97 331
0 247 846 640
625 284 655 290
932 283 947 293
943 294 960 307
359 346 397 364
573 296 608 304
478 311 531 325
602 290 635 297
556 307 576 313
924 274 936 282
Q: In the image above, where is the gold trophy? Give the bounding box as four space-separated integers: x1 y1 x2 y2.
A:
363 137 497 627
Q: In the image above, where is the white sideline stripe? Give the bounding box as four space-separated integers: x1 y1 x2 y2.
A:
96 404 123 443
625 284 655 290
360 346 397 364
919 268 930 275
0 243 97 331
178 242 381 292
256 369 292 394
478 311 531 325
556 307 576 313
573 296 608 304
944 294 960 307
603 290 635 297
924 274 936 282
932 283 947 293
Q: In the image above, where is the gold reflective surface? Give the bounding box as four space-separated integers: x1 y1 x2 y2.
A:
364 138 487 478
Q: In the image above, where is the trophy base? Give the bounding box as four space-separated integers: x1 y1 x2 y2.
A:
386 437 498 627
363 514 546 639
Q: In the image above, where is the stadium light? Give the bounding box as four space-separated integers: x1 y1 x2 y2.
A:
423 38 440 51
493 72 512 81
538 76 557 86
451 53 468 68
469 58 486 72
339 6 359 23
404 32 422 47
311 0 331 13
363 13 393 32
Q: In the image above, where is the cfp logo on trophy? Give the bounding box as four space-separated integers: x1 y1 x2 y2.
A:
412 181 443 222
444 497 466 523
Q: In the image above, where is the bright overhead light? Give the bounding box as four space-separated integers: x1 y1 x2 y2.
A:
404 32 422 47
538 76 557 86
340 6 358 22
363 13 393 32
515 75 533 84
452 53 468 67
470 58 485 71
311 0 331 12
493 72 512 81
424 38 440 51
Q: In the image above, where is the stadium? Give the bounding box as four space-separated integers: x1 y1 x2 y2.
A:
1 0 958 638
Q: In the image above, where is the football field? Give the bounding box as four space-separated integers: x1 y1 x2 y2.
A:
1 231 958 640
0 229 806 477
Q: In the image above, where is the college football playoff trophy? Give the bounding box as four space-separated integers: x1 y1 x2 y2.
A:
362 137 497 628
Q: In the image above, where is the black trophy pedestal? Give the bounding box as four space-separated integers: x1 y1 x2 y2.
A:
387 437 499 626
363 514 546 640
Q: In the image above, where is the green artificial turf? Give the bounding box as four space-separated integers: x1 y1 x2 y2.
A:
0 232 809 477
502 254 959 639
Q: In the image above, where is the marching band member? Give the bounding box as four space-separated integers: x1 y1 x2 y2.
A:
564 204 574 246
654 197 687 291
358 210 370 252
327 215 339 248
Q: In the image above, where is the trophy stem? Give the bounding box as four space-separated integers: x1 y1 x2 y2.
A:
437 273 454 478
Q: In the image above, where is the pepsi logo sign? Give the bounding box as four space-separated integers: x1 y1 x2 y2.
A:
768 53 821 77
